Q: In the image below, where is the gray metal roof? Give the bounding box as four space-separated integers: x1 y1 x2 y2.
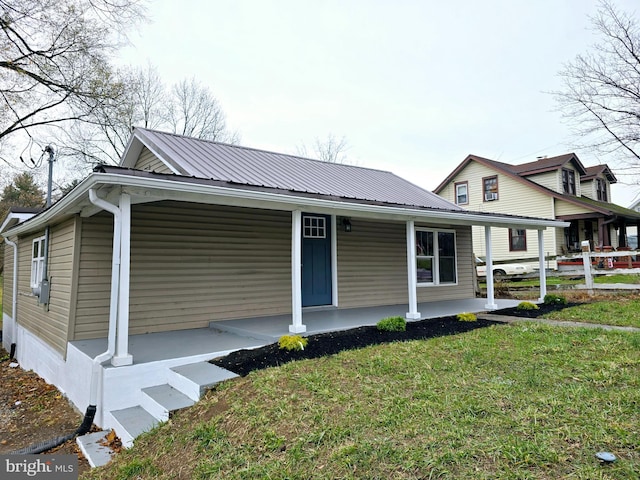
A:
127 128 461 211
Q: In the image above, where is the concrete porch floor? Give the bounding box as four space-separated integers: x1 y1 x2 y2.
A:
71 298 523 366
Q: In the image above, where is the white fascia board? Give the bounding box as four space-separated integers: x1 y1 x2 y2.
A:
4 173 570 236
0 212 38 235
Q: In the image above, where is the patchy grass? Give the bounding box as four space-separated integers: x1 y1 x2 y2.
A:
544 297 640 328
82 324 639 479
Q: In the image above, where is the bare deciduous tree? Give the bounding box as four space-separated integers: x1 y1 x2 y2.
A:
555 0 640 177
63 70 240 166
167 78 239 144
297 134 350 163
0 0 146 144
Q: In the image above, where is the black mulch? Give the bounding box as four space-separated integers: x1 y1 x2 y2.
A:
488 302 581 318
211 302 582 377
211 316 499 376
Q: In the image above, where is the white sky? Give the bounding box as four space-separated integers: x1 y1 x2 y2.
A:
117 0 640 207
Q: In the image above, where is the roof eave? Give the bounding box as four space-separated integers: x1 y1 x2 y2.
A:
4 173 568 237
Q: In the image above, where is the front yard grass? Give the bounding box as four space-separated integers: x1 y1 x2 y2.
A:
85 323 639 479
543 297 640 328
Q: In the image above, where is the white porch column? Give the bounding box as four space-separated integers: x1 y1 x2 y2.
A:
112 193 133 366
289 210 306 333
484 226 498 309
331 215 338 307
406 220 421 319
538 229 547 302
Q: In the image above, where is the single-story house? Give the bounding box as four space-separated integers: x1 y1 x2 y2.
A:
433 153 640 268
1 128 567 444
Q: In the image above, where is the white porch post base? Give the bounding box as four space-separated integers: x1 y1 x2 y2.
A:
288 324 307 334
111 354 133 366
484 302 498 310
405 312 421 320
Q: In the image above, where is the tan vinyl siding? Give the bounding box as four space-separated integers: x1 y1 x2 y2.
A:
439 161 557 260
581 179 596 200
73 212 113 339
554 199 593 216
134 146 172 173
337 220 475 307
524 171 559 192
74 203 292 339
16 219 76 355
337 220 408 307
3 242 14 317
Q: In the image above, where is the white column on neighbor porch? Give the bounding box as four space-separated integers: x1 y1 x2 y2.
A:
290 209 306 333
405 220 421 319
484 226 498 309
112 193 133 366
538 229 547 302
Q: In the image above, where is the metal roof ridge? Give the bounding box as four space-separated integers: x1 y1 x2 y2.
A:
134 127 399 175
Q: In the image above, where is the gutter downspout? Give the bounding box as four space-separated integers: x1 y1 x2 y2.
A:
88 188 121 408
4 238 18 348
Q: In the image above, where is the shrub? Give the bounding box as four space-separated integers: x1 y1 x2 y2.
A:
543 293 567 305
517 301 539 311
278 335 308 351
376 316 406 332
457 312 477 322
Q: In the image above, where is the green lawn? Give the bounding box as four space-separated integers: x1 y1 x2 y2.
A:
544 297 640 328
84 323 639 479
487 273 640 289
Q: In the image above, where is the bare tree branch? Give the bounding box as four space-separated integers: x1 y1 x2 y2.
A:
554 0 640 179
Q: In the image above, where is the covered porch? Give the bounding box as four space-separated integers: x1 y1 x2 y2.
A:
71 298 523 365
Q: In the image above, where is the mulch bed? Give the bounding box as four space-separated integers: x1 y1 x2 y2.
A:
211 316 500 376
488 302 581 318
212 302 583 376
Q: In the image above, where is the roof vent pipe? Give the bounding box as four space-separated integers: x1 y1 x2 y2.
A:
87 188 122 407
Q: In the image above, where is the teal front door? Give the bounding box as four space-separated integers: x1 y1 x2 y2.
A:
301 214 332 307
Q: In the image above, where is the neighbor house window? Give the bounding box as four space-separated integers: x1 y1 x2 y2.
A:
562 168 576 195
483 176 498 201
416 229 457 285
31 236 46 288
509 228 527 252
596 178 608 201
455 182 468 205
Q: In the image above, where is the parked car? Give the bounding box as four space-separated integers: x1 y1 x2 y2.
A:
475 257 534 278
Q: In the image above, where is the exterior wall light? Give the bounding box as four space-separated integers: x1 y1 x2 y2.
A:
342 218 352 232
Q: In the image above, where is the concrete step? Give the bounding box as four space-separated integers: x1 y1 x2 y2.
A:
141 384 195 421
169 362 238 401
108 406 158 448
77 430 116 468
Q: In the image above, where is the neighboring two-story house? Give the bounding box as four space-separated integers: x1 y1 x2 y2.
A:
434 153 640 266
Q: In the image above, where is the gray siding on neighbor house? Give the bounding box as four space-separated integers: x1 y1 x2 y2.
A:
3 243 14 317
16 219 76 355
134 146 172 173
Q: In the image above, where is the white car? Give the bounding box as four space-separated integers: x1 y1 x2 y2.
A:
476 257 533 278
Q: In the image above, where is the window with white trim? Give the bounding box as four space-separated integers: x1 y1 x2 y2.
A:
416 229 457 285
455 182 468 205
31 236 46 289
303 216 326 238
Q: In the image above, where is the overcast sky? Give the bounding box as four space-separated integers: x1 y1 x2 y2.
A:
117 0 640 206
